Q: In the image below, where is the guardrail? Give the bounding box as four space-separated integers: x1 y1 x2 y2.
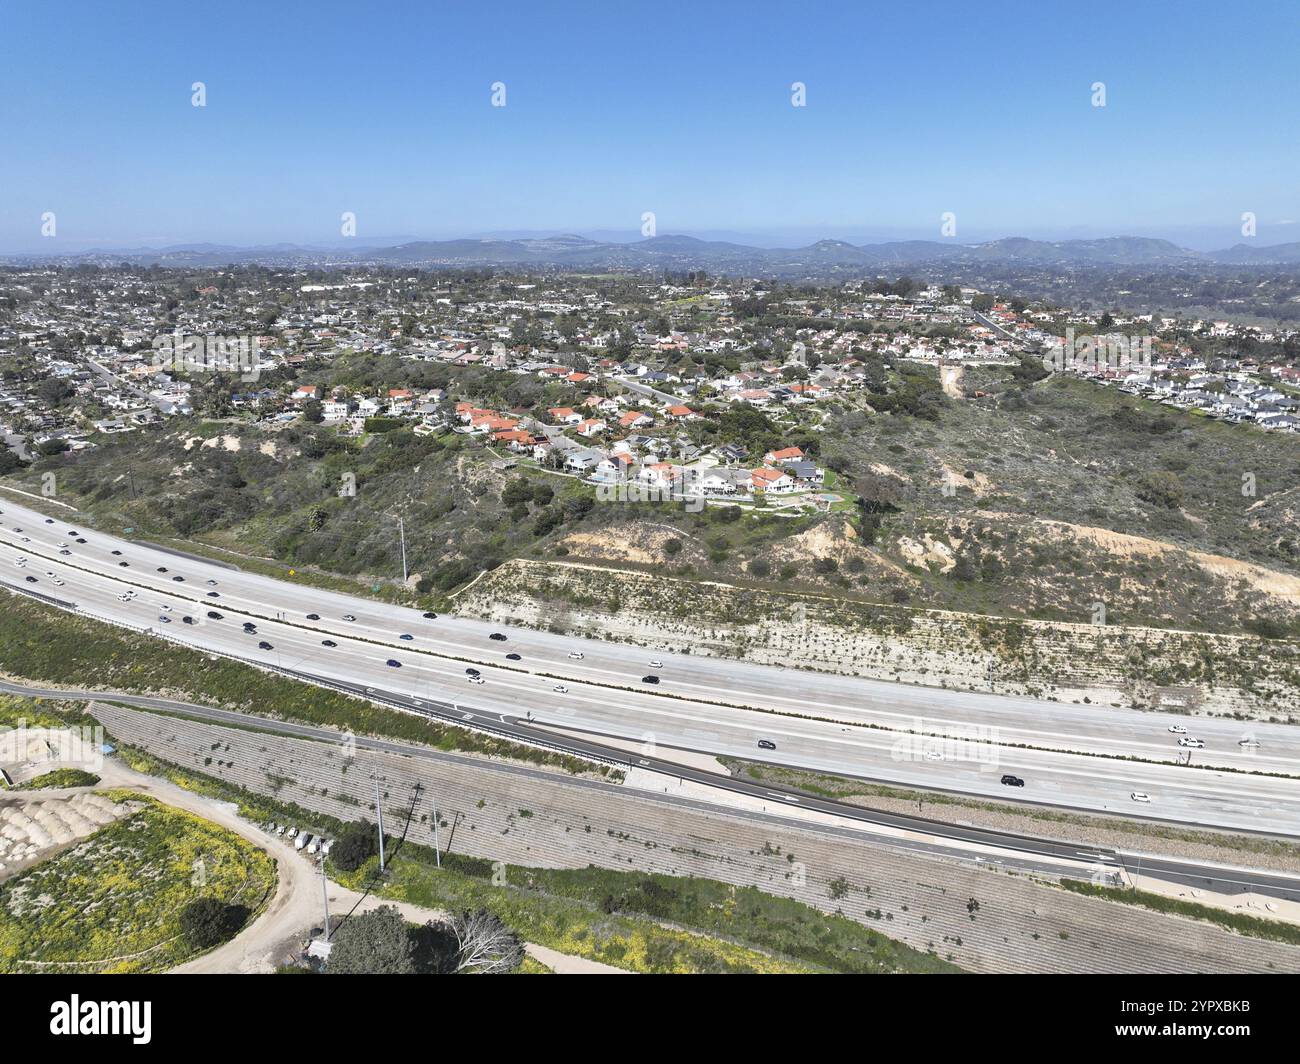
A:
6 587 630 772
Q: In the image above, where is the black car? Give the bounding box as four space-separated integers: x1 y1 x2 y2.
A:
505 653 521 661
342 614 356 622
207 611 222 620
641 675 660 685
321 639 337 647
43 518 53 524
422 611 438 619
306 613 320 620
182 616 196 625
242 622 257 631
489 632 507 641
757 739 776 750
1000 775 1025 787
111 550 122 556
258 641 273 650
58 549 71 556
75 538 86 544
172 575 184 582
465 667 480 676
156 567 168 573
66 531 79 536
24 575 36 583
118 561 129 567
206 591 219 597
386 659 401 668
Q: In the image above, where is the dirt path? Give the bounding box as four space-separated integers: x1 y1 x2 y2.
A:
75 760 625 974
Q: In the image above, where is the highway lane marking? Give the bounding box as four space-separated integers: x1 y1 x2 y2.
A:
5 518 1300 769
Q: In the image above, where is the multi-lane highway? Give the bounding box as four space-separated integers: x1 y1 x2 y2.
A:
2 494 1299 837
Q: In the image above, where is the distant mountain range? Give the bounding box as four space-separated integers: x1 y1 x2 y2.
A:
9 233 1300 272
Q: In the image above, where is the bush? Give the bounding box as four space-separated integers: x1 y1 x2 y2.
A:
179 897 250 951
748 558 771 578
331 820 379 873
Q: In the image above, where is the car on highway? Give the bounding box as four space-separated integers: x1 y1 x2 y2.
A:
24 575 36 583
12 558 24 567
422 611 438 619
568 651 585 660
43 518 52 524
158 604 172 612
1130 792 1151 803
19 536 30 543
1000 775 1026 787
465 668 480 676
757 739 776 750
10 527 20 532
648 660 663 669
924 750 946 761
1167 724 1187 734
118 561 129 567
75 538 86 544
158 615 171 623
641 675 660 685
1177 737 1205 748
489 632 507 641
467 676 485 685
206 611 222 620
385 659 401 668
1239 737 1261 748
258 641 273 650
306 613 320 620
182 616 196 625
50 577 64 586
321 639 337 647
111 550 122 556
172 575 184 582
242 622 257 632
505 653 521 661
206 579 218 586
399 633 413 641
58 542 68 548
66 530 79 537
58 549 71 556
343 614 357 622
205 591 219 597
156 567 168 573
553 684 568 693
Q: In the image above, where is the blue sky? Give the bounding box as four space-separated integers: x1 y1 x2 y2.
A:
1 0 1298 251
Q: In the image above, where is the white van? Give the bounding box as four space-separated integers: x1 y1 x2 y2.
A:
295 833 312 851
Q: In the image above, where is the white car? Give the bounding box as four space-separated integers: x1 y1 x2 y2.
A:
467 676 485 685
1177 737 1205 748
1167 724 1187 734
648 660 663 669
1130 792 1151 803
924 750 946 761
51 577 64 586
568 651 584 660
57 542 68 548
553 684 568 693
13 559 25 567
158 604 172 612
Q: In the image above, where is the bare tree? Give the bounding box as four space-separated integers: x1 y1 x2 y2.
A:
450 908 524 975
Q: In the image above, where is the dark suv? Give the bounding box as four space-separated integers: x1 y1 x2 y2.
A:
1000 774 1025 787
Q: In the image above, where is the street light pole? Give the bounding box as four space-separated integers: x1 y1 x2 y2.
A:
398 516 408 584
372 775 386 874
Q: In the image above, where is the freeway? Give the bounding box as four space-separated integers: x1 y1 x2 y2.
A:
1 495 1300 837
4 676 1299 904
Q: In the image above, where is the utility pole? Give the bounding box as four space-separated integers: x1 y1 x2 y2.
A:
398 516 408 584
372 775 386 874
433 805 442 867
319 854 332 942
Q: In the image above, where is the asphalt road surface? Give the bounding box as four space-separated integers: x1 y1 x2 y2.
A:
1 495 1299 838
